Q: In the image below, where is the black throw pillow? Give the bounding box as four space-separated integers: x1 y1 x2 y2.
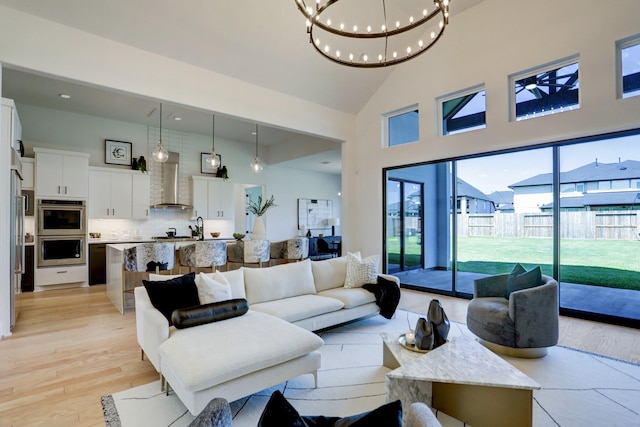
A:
171 298 249 329
142 272 199 325
257 391 402 427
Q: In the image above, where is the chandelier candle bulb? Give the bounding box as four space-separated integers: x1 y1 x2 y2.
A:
295 0 451 68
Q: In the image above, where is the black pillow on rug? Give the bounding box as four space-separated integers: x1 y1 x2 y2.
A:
171 298 249 329
257 390 402 427
142 272 199 325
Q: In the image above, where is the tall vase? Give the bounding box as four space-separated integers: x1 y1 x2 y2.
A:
252 215 266 240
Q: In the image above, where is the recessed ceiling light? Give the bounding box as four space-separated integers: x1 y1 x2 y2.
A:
173 117 182 121
59 93 71 99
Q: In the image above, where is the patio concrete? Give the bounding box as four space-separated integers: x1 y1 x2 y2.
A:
394 269 640 325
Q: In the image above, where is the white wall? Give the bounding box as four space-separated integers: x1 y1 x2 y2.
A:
350 0 640 258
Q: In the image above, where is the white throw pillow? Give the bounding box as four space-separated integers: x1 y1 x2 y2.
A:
195 271 232 304
344 252 380 288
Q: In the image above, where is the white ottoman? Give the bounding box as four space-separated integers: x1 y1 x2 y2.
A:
159 310 323 415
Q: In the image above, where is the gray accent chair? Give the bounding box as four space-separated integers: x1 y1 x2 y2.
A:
188 398 443 427
466 273 559 357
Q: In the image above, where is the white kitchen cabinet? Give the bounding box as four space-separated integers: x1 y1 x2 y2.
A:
191 176 234 220
34 148 89 199
132 173 151 219
21 158 34 190
89 169 132 219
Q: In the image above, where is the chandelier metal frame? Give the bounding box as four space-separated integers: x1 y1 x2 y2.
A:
295 0 450 68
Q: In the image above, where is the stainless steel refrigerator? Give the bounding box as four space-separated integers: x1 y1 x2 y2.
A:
10 149 24 330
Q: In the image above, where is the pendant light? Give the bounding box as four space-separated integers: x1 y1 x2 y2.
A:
251 124 263 173
208 114 220 168
152 103 169 163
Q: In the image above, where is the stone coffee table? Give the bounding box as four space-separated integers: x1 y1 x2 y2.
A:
382 333 540 427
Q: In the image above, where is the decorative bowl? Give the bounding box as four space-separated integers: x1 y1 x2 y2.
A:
233 233 245 241
210 232 221 238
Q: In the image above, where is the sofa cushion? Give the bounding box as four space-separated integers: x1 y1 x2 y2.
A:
317 288 376 309
195 272 232 304
344 253 380 288
244 259 316 305
171 298 249 329
250 295 344 323
311 254 358 292
257 390 402 427
142 272 200 325
218 268 246 300
505 264 542 298
159 310 324 393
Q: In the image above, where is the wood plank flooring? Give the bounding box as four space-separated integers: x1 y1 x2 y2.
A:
1 285 638 426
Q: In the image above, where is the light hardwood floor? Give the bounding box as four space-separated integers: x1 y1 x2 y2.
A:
1 285 638 426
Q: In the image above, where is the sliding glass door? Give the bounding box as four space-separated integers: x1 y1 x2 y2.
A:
386 178 423 274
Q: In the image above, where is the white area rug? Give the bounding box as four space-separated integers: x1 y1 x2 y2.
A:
102 311 640 427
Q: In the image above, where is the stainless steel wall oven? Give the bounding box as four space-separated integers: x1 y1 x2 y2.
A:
36 199 87 267
37 199 86 235
37 235 87 267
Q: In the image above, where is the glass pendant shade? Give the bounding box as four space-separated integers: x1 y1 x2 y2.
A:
152 103 169 163
251 124 263 173
208 114 220 168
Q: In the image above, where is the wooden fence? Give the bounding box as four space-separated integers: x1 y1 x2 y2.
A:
458 211 639 240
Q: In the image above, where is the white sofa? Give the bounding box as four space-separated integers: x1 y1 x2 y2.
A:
135 255 400 415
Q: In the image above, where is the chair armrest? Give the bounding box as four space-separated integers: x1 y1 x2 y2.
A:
473 274 508 298
405 402 442 427
509 277 559 348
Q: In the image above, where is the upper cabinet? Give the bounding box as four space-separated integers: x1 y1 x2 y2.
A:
131 173 151 219
21 158 34 190
34 148 89 199
191 176 234 220
88 167 150 220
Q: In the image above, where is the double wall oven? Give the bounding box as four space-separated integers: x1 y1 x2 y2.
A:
37 199 87 267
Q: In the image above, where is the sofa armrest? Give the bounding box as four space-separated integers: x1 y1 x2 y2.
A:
509 276 559 348
379 273 400 287
473 274 509 298
135 286 170 372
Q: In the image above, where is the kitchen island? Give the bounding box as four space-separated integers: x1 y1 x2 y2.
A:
106 239 233 314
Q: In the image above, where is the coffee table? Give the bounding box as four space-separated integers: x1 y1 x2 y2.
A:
382 333 540 427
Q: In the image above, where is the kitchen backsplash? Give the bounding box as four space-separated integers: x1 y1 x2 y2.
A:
87 209 234 241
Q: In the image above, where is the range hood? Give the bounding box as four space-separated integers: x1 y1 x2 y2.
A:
151 152 193 210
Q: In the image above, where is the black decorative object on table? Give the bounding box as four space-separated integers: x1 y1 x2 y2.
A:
413 299 450 351
415 317 434 350
428 299 450 347
137 156 147 173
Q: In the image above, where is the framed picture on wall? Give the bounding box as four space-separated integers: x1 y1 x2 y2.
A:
105 139 132 166
201 152 222 174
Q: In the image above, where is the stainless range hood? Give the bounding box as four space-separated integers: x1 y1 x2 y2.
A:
151 152 193 210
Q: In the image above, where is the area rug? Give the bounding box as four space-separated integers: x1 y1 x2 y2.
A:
102 310 640 427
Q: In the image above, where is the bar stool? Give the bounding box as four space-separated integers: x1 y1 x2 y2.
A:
227 239 270 268
270 237 308 266
179 241 228 273
122 242 176 313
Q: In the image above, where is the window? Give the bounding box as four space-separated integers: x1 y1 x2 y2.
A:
439 86 486 136
384 106 419 147
560 183 575 193
511 57 579 121
617 35 640 99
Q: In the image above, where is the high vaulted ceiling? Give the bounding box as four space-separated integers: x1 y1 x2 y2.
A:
0 0 482 173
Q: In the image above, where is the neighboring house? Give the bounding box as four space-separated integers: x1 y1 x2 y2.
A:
509 160 640 212
489 191 515 213
457 178 495 214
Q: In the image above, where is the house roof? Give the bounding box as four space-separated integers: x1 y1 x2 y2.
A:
541 191 640 208
510 160 640 188
458 178 491 201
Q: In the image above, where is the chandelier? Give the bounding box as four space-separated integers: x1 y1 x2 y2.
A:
295 0 450 68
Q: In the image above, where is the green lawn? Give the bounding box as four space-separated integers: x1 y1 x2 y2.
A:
388 236 640 291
